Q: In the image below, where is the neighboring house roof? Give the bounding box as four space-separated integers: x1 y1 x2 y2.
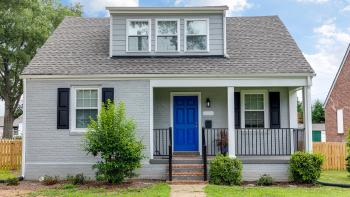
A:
324 44 350 107
0 116 22 127
22 16 314 76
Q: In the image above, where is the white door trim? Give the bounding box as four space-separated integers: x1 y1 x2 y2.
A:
170 92 202 154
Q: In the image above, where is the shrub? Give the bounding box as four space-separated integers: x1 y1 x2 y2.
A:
256 174 273 186
61 184 75 189
40 175 59 185
346 156 350 174
6 178 19 186
66 173 85 185
209 154 242 185
83 101 144 184
289 151 324 183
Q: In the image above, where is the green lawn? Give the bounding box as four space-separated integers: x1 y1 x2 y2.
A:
319 170 350 184
205 185 350 197
0 170 17 179
29 183 170 197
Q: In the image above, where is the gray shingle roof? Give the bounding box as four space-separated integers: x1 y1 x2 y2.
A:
22 16 314 76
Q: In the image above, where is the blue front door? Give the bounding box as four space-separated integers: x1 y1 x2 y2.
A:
173 96 198 151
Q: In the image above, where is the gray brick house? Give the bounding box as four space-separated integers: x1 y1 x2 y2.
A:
21 6 315 182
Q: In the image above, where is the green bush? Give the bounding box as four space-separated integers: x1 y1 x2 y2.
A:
346 156 350 174
209 154 242 185
61 184 75 190
256 174 273 186
289 151 324 183
83 101 144 184
41 175 59 185
66 173 85 185
6 178 19 186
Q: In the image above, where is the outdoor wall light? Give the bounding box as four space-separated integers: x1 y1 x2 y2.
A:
206 98 211 108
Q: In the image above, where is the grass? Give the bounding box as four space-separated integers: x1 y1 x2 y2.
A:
0 170 17 180
319 170 350 184
205 185 350 197
29 183 170 197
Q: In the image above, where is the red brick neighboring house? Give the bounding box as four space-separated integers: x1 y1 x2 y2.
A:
324 44 350 142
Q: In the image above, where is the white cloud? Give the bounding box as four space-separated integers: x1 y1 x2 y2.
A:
175 0 252 15
69 0 139 17
342 4 350 12
296 0 329 4
303 19 350 101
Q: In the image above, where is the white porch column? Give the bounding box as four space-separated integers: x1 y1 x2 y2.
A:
227 87 236 157
303 84 313 152
149 85 154 159
289 88 298 153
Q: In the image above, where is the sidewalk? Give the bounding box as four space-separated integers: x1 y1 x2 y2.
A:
170 184 206 197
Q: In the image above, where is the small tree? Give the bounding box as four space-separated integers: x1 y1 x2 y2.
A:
83 101 144 184
312 100 325 123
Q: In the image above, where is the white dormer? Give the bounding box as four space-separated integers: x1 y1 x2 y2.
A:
107 6 228 57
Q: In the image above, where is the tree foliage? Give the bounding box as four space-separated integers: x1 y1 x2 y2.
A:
312 100 325 123
83 101 144 184
0 0 81 138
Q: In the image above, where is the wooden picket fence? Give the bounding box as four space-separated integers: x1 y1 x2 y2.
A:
0 140 22 170
313 142 347 170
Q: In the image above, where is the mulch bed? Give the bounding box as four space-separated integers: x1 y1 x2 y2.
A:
0 179 164 192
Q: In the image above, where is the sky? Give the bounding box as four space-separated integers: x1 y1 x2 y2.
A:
1 0 350 116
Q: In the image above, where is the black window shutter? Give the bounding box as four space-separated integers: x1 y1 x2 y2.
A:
57 88 70 129
102 88 114 103
269 92 281 129
234 92 241 128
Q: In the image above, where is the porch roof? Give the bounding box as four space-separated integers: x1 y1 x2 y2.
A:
22 16 314 76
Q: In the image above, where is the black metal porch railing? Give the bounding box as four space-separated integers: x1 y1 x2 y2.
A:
203 128 305 156
153 128 171 156
203 128 229 156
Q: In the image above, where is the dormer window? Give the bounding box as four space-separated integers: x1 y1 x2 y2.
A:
127 19 151 52
185 19 209 52
156 19 180 52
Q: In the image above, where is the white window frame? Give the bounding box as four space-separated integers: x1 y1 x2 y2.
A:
155 19 180 52
241 90 269 128
126 19 152 52
184 18 210 52
337 109 344 134
71 86 101 133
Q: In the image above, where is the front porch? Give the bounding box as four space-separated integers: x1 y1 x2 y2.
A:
148 79 312 181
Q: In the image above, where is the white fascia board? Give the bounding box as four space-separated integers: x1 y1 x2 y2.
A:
106 6 229 14
151 78 308 87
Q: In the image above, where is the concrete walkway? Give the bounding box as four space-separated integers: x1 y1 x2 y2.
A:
170 184 206 197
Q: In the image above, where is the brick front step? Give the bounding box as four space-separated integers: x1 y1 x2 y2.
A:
167 180 208 185
173 164 203 168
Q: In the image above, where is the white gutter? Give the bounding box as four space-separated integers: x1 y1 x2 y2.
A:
20 73 315 80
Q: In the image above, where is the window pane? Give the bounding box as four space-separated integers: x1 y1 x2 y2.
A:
128 36 149 51
186 35 207 51
157 36 177 51
128 21 149 36
76 109 97 128
187 20 207 35
158 21 177 35
245 111 264 128
245 94 264 110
